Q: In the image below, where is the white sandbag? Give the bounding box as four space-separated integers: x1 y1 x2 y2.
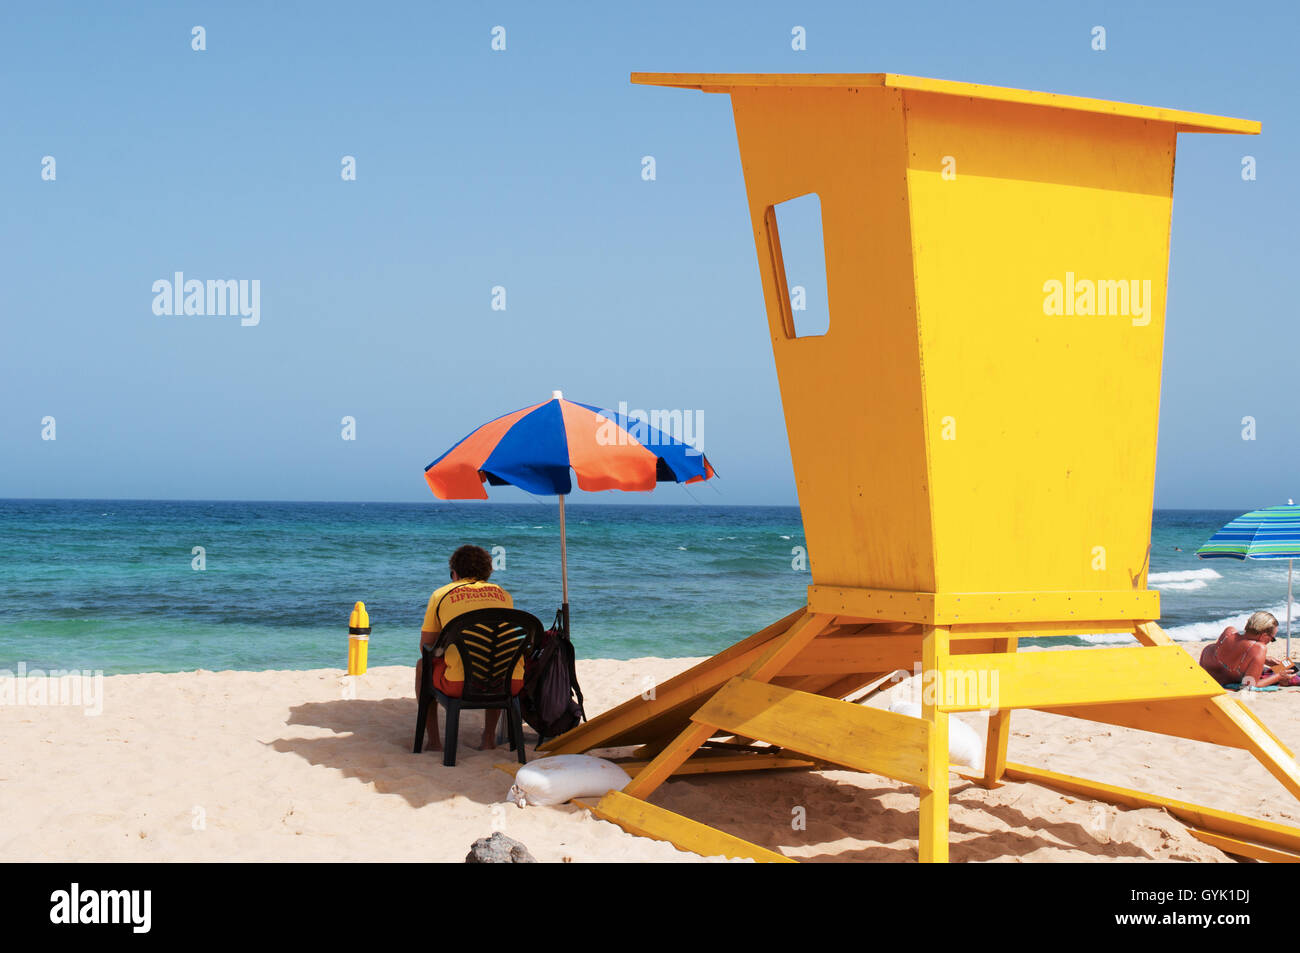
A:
507 754 629 808
887 699 986 772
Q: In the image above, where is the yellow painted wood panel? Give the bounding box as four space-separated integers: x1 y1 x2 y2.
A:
937 645 1221 712
808 586 1159 624
693 677 930 786
731 84 934 592
906 91 1173 596
593 791 795 863
952 620 1146 639
936 592 1160 624
777 632 920 677
808 586 935 623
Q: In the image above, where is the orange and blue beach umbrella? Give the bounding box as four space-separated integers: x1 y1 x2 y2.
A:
424 391 715 633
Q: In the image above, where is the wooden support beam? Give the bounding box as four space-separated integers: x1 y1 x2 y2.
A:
613 752 816 776
1235 700 1296 759
746 613 834 681
808 585 1160 625
1004 762 1300 854
772 672 847 694
1207 695 1300 801
619 722 716 800
772 671 887 700
816 672 888 701
691 677 930 785
776 632 919 677
1133 621 1173 647
592 791 794 863
919 625 950 863
1188 829 1300 863
949 620 1148 640
630 731 690 761
496 751 816 781
979 635 1017 788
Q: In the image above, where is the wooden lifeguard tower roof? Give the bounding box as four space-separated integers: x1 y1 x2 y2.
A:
631 72 1259 134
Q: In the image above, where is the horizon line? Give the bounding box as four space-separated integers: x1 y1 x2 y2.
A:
0 496 1259 512
0 495 799 507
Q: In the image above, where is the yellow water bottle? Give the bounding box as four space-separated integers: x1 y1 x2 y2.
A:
347 602 370 675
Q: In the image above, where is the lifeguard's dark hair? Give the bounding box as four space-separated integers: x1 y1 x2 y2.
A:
449 544 494 581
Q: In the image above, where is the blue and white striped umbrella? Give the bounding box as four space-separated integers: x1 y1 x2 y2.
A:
1197 501 1300 654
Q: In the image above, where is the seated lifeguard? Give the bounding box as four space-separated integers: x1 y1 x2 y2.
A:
415 545 525 751
1199 611 1298 688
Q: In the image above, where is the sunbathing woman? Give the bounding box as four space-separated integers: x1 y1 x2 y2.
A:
1199 610 1299 688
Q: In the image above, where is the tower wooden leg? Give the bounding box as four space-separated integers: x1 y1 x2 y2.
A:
979 635 1017 788
919 625 951 862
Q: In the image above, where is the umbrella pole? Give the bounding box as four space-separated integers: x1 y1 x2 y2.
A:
559 494 570 637
1289 559 1293 658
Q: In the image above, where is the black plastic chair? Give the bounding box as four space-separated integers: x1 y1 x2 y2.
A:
414 608 542 766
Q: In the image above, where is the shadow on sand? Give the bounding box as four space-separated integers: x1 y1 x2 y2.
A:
273 697 1154 861
272 696 540 809
647 776 1154 863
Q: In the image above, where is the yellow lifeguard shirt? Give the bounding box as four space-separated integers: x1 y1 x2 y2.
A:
422 579 523 682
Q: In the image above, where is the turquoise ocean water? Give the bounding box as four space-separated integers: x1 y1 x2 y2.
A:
1 501 1296 675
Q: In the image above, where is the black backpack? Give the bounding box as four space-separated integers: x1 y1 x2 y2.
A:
520 609 586 746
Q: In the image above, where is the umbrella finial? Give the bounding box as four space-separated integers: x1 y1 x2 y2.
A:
1291 499 1295 506
552 390 564 400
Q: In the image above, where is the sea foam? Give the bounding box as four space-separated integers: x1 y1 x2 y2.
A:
1078 599 1300 645
1147 568 1222 591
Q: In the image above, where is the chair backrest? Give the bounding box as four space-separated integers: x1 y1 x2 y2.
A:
437 608 543 702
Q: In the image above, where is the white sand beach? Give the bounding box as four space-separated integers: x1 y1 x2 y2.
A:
3 641 1298 863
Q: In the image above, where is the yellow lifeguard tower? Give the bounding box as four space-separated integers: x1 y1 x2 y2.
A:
543 73 1300 862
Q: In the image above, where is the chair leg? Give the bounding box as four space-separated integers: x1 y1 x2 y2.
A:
511 698 526 765
505 703 518 752
413 694 428 754
444 701 460 767
414 656 432 754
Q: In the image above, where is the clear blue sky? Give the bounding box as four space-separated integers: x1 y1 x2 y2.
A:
2 1 1296 507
